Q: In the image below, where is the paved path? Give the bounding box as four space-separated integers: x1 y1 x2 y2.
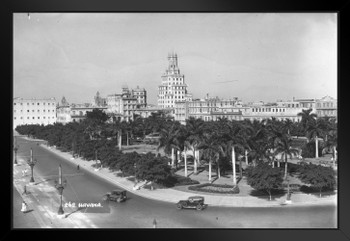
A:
13 159 98 228
36 141 337 208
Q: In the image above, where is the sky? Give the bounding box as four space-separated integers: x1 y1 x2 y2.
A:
13 13 337 105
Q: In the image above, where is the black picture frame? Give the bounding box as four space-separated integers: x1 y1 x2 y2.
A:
5 0 349 241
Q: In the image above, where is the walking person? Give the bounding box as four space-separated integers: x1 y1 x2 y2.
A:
22 185 27 195
77 164 80 172
21 201 27 213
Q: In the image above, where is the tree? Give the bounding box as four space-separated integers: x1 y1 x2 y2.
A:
158 122 182 168
246 162 284 201
136 152 171 184
199 131 222 182
322 130 337 165
306 119 328 158
297 108 317 135
274 134 300 180
185 117 205 174
298 164 336 197
116 152 140 176
86 109 109 123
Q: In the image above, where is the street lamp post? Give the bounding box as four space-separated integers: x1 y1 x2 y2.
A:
134 163 137 184
55 164 66 215
26 148 38 183
13 140 19 166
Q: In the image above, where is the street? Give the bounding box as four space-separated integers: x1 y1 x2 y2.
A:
13 137 337 228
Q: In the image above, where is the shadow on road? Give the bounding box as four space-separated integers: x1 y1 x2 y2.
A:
249 189 287 201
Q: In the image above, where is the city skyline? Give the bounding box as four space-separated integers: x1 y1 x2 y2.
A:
14 13 337 105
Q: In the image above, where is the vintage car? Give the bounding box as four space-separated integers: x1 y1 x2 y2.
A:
144 133 161 144
176 196 207 211
103 189 127 203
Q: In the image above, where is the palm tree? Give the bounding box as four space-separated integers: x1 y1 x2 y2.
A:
323 130 337 165
199 132 222 182
297 108 317 135
266 121 285 168
306 119 327 158
158 123 182 168
275 134 300 180
283 119 294 136
185 117 205 174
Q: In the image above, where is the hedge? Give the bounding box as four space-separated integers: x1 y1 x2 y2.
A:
188 183 240 194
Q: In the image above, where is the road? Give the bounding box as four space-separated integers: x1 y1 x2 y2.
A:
13 136 337 228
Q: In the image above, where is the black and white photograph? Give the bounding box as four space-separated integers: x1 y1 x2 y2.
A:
12 13 337 229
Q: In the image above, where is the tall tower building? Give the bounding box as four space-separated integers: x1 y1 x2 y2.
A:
158 52 188 110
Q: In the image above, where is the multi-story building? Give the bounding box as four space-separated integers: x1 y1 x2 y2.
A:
133 104 167 119
13 97 57 129
315 95 337 119
158 52 190 112
242 104 303 122
131 86 147 108
174 95 245 124
175 95 333 124
56 97 71 124
93 91 107 107
293 98 316 110
105 86 144 122
56 96 108 125
69 103 107 123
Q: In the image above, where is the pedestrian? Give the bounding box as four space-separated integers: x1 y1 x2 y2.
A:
21 201 27 213
77 164 80 171
22 185 27 195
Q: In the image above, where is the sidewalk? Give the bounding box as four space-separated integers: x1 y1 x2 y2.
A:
38 142 337 208
13 157 98 228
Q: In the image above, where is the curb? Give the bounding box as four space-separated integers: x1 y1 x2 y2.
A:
36 141 337 208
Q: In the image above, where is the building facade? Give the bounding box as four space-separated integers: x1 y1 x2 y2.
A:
70 104 107 123
13 97 57 129
174 95 336 124
133 104 167 119
158 52 190 112
93 91 107 107
315 95 337 118
105 86 145 122
174 96 245 124
131 86 147 108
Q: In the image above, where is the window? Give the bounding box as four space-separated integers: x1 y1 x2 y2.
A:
32 117 35 119
38 117 40 119
37 103 40 105
27 117 29 119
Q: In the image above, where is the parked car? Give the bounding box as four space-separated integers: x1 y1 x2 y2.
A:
103 189 127 203
144 133 161 144
176 196 207 211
